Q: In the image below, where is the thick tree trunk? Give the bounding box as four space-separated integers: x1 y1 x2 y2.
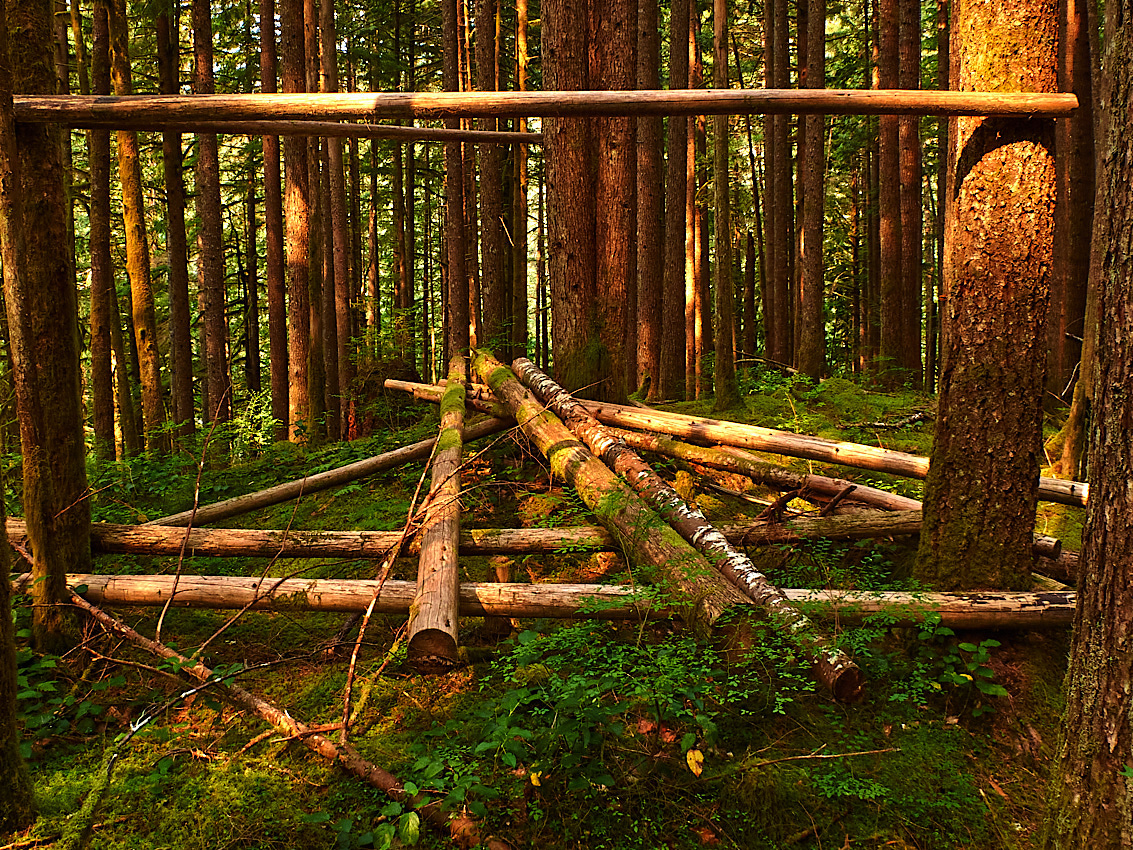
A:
591 0 635 404
474 350 749 635
156 9 194 442
877 0 902 385
514 357 864 699
915 0 1057 591
408 355 467 672
898 0 923 382
5 0 91 651
442 0 469 356
476 0 507 356
796 0 825 380
108 0 169 452
1043 3 1133 841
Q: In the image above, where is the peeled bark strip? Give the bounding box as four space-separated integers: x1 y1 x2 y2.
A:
149 417 509 527
514 357 863 701
18 575 1076 629
408 355 466 673
68 593 498 849
473 350 749 634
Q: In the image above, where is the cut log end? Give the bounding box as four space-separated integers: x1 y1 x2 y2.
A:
829 665 867 703
407 630 460 674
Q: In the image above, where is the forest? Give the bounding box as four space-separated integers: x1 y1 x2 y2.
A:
2 0 1133 844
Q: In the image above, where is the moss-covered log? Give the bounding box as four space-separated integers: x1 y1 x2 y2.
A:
513 356 863 701
472 350 749 635
408 355 466 672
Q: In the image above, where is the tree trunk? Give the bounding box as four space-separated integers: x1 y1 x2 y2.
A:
877 0 903 385
281 0 310 440
157 8 194 442
512 0 530 364
657 0 688 401
514 357 863 699
108 0 169 452
88 3 114 458
319 0 341 441
408 355 466 672
476 0 507 357
915 0 1057 591
712 0 741 407
898 0 923 383
1043 2 1133 840
636 0 662 393
5 0 91 652
796 0 825 381
442 0 468 356
591 0 635 404
262 0 288 442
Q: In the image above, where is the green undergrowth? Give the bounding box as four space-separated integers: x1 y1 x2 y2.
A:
5 372 1079 849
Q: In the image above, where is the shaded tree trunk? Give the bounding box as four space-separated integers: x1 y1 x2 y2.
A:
914 0 1056 590
1043 4 1133 840
157 6 194 441
899 0 923 383
796 0 825 379
877 0 902 385
442 0 469 355
88 3 114 458
6 0 91 651
636 0 662 393
262 0 288 442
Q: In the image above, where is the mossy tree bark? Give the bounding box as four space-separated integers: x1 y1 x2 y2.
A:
1043 0 1133 841
5 0 91 651
914 0 1056 591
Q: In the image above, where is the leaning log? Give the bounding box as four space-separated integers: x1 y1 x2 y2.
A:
512 357 864 701
408 355 466 672
68 592 501 849
12 90 1078 127
17 574 1076 629
471 350 750 634
150 416 511 527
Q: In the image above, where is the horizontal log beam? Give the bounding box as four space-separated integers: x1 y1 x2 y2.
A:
12 90 1078 128
71 118 542 144
13 573 1076 628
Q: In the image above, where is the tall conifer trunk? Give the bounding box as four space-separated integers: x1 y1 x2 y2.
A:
88 3 114 457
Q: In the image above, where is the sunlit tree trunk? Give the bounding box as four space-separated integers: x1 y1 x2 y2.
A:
636 0 662 393
712 0 740 408
261 0 287 441
88 3 113 457
796 0 825 379
914 0 1056 591
512 0 530 362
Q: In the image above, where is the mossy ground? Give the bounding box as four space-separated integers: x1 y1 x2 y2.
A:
6 373 1081 849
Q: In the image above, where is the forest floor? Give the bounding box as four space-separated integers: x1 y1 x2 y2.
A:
7 368 1084 850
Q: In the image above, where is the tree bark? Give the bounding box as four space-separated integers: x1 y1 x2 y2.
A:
476 0 507 356
635 0 662 393
474 350 749 635
657 0 689 401
796 0 825 380
1043 3 1133 841
915 0 1057 591
408 355 466 672
88 3 114 458
877 0 903 385
157 7 194 442
442 0 469 356
898 0 923 383
5 0 91 651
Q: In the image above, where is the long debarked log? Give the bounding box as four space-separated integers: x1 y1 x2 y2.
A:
513 357 864 701
59 119 542 143
408 355 466 672
149 417 511 527
11 511 1062 562
13 90 1077 126
16 574 1075 628
572 401 1089 508
67 592 502 849
385 378 1087 508
472 350 750 634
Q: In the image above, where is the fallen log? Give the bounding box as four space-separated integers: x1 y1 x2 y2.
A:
61 119 542 143
408 355 466 672
150 416 511 527
512 357 863 702
19 573 1076 629
68 591 502 849
472 350 750 635
575 401 1089 508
